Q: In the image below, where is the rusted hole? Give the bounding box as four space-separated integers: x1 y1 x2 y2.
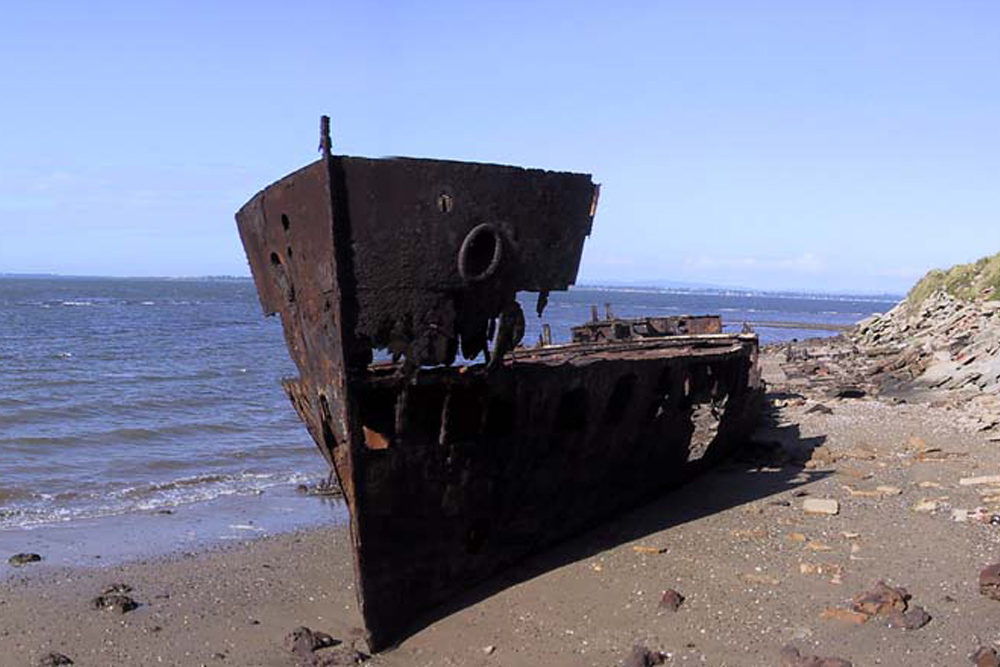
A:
457 223 502 282
555 387 588 432
286 246 294 258
281 214 290 230
359 386 397 439
437 193 453 213
270 252 281 266
688 396 728 461
604 373 637 425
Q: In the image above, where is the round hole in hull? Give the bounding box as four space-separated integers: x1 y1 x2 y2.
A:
457 223 503 282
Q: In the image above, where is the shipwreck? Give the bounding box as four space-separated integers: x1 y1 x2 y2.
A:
236 117 762 651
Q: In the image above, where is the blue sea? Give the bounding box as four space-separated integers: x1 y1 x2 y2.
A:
0 276 897 555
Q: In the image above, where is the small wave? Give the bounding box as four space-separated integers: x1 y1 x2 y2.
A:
141 301 155 306
0 470 315 531
61 301 93 306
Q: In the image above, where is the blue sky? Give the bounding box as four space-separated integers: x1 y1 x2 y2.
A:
1 1 997 293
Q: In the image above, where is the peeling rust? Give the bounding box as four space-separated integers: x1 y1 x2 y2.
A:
572 314 723 343
235 118 761 651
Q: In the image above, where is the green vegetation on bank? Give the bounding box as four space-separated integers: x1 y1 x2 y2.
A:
907 252 1000 305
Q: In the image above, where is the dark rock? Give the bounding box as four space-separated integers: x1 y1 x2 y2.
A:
37 653 74 666
833 386 866 399
284 626 338 656
851 581 909 616
971 647 1000 667
311 646 371 666
8 553 42 566
623 644 667 667
979 564 1000 601
780 645 852 667
805 403 834 415
884 605 932 630
659 588 684 612
90 593 139 614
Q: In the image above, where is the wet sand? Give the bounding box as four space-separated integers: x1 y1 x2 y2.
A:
4 347 1000 666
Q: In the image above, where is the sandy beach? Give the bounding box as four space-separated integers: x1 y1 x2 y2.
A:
4 341 1000 666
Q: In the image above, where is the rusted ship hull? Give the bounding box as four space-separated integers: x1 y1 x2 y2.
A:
338 336 759 646
235 119 761 651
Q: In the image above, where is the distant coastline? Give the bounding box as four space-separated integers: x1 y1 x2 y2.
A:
2 272 902 301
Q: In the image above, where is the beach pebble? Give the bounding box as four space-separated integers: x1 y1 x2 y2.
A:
623 644 667 667
284 626 336 655
851 581 909 616
971 646 1000 667
90 593 139 614
803 498 840 515
978 564 1000 601
8 553 42 566
311 645 371 666
37 653 73 666
884 605 932 630
658 588 684 612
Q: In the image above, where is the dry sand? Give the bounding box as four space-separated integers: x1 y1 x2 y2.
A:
4 347 1000 666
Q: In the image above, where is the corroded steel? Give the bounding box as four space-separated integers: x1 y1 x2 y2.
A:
572 314 723 343
235 118 761 651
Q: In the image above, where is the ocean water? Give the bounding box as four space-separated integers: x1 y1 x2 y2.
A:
0 276 897 538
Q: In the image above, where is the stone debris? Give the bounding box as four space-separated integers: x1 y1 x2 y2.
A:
912 500 939 513
632 545 667 555
90 592 139 614
805 403 834 415
978 564 1000 600
780 644 852 667
851 581 909 616
284 626 337 656
971 647 1000 667
840 446 877 461
283 627 369 666
623 644 667 667
884 605 932 630
658 588 684 612
7 553 42 567
819 581 933 631
832 386 866 399
37 653 74 667
800 562 842 577
803 498 840 515
960 475 1000 486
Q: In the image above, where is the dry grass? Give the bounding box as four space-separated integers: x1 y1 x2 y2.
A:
907 252 1000 306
